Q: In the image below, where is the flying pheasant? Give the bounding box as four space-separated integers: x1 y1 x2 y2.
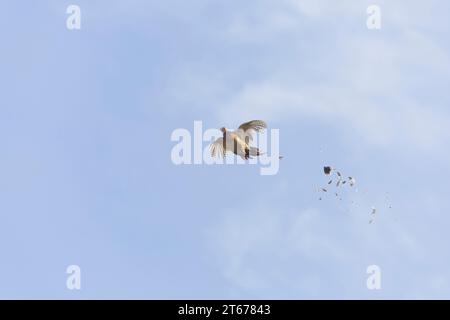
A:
210 120 267 160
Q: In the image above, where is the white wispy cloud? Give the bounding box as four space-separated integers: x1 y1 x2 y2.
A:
215 1 450 151
205 194 449 298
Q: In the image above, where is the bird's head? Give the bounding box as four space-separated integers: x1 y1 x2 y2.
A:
220 127 227 133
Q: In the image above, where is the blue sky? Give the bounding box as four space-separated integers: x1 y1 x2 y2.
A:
1 0 450 299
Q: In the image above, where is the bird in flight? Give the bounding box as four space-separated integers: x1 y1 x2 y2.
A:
210 120 267 160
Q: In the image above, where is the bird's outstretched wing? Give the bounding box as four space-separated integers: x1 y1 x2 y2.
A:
238 120 267 132
210 138 225 158
236 120 267 143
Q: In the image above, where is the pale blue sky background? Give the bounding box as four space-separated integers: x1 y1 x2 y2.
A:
1 1 450 299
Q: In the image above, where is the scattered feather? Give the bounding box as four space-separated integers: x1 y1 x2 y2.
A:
324 166 332 175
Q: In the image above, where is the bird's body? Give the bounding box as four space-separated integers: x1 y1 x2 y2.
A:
210 120 266 160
